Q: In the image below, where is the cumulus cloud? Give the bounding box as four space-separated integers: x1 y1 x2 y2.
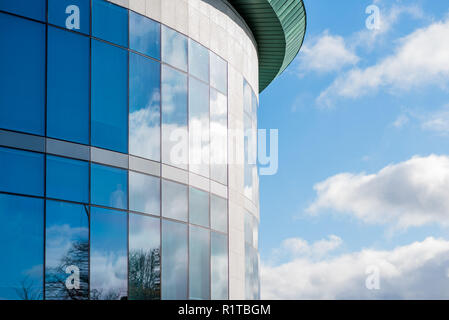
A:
307 154 449 230
262 236 449 299
273 235 343 261
317 17 449 106
421 106 449 135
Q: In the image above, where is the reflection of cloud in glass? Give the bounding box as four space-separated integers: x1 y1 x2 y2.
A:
90 251 127 300
162 26 187 71
129 171 160 215
210 89 228 184
162 179 188 222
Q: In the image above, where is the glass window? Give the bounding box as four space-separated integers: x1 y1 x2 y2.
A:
129 11 160 59
211 195 227 233
48 0 90 34
129 213 160 300
129 171 160 215
244 112 254 201
161 25 187 71
0 0 46 21
161 65 188 169
162 179 187 222
0 194 43 300
0 13 45 135
91 39 128 153
0 147 44 197
211 232 228 300
189 226 210 300
46 155 89 203
189 77 210 178
91 163 128 210
189 187 209 228
243 79 252 115
210 88 228 184
45 200 89 300
189 39 209 83
90 207 127 300
129 52 161 161
161 220 187 300
47 27 89 144
210 52 227 94
244 211 253 246
245 243 260 300
92 0 128 47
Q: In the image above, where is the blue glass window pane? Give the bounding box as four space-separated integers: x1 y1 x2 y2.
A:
161 25 187 71
129 213 160 300
129 171 160 215
0 13 45 135
210 52 227 94
129 11 160 59
189 226 210 300
0 0 46 21
90 207 127 300
189 187 209 228
211 232 228 300
47 27 89 144
48 0 90 34
189 39 209 83
162 179 187 222
0 194 43 300
161 65 188 169
129 53 161 161
0 147 44 197
91 40 128 153
45 200 89 300
46 155 89 203
92 0 128 47
161 220 187 300
91 163 128 210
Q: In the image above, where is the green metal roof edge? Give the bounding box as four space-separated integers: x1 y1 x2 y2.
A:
228 0 307 92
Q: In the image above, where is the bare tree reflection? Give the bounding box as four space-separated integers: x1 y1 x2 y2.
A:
129 248 160 300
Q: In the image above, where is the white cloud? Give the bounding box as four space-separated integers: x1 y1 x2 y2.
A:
274 235 342 261
262 236 449 299
421 106 449 135
318 17 449 106
297 31 359 74
308 154 449 230
392 114 409 128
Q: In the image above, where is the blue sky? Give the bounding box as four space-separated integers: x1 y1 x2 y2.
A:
258 0 449 299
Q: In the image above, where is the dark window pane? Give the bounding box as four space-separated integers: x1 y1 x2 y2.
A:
162 179 187 222
189 39 208 83
210 88 227 184
0 13 45 135
46 155 89 203
189 226 210 300
161 25 187 71
0 0 46 21
0 147 44 197
189 77 209 178
161 65 188 169
0 194 43 300
48 0 90 34
91 163 128 210
91 39 128 153
92 0 128 47
129 213 160 300
189 187 209 228
211 195 227 233
90 207 127 300
129 171 160 215
45 200 89 300
129 52 161 161
161 219 187 300
129 11 160 59
211 231 228 300
47 27 89 144
210 52 227 94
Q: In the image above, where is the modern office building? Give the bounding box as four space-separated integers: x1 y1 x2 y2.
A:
0 0 306 300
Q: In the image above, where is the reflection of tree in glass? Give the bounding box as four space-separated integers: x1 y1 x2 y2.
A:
129 248 160 300
15 276 42 300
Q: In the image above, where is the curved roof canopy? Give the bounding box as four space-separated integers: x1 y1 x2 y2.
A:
228 0 307 92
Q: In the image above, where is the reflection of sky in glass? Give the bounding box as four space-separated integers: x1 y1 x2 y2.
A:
189 39 209 83
48 0 90 35
189 226 210 300
129 171 160 215
189 187 209 228
210 51 227 94
210 88 228 184
161 25 187 71
91 163 128 210
45 200 89 300
162 220 187 300
90 207 127 300
245 243 260 300
211 194 227 233
129 52 161 161
161 65 188 169
211 232 228 300
162 179 187 222
129 10 160 59
0 194 43 300
0 0 46 21
92 0 128 47
189 77 210 178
